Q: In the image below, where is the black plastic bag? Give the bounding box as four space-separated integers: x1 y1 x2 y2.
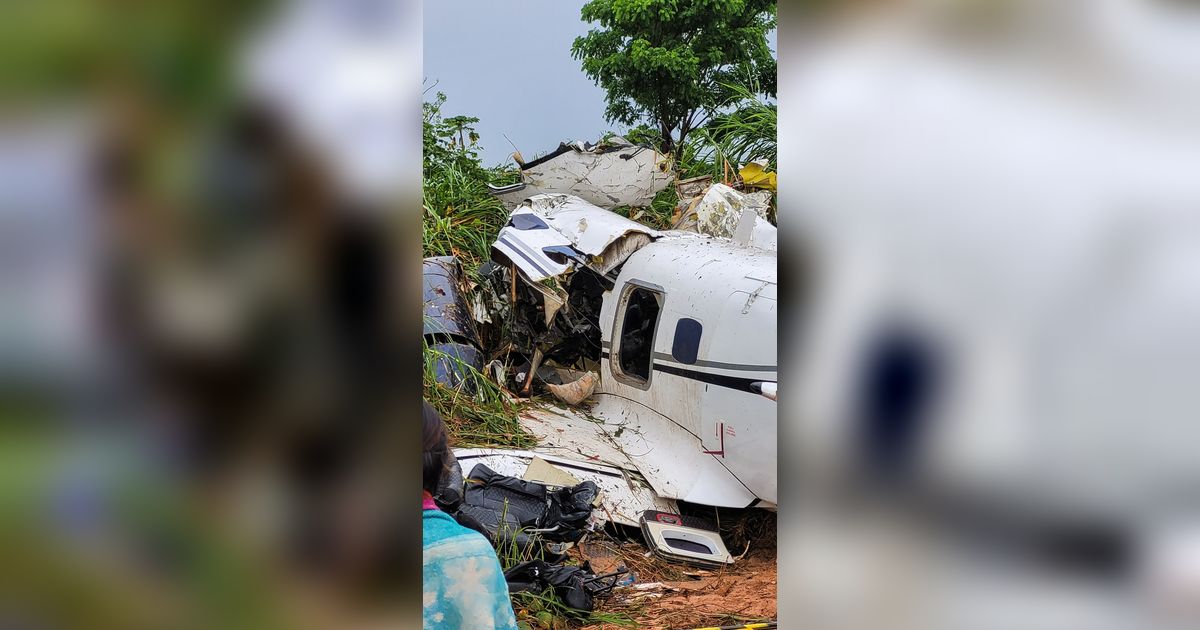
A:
504 560 595 612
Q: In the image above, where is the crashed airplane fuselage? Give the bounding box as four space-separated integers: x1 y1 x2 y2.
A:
490 194 778 509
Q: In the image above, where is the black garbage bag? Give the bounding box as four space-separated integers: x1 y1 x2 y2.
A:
458 464 597 544
504 560 595 612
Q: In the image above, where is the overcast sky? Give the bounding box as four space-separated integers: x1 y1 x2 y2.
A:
423 0 609 167
423 1 776 167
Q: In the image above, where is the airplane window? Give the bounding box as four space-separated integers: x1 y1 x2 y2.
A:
617 286 662 383
672 318 703 364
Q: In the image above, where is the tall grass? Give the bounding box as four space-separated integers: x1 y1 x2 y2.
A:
423 92 519 268
422 160 511 266
422 343 536 448
422 92 534 448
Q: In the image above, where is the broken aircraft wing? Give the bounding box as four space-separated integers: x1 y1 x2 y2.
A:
487 138 673 210
517 402 760 509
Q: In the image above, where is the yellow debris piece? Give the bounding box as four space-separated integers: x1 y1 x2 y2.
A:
738 161 776 191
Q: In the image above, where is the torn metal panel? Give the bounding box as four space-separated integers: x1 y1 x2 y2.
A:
676 184 777 251
493 220 573 283
738 159 776 191
422 256 479 343
523 456 585 488
453 448 677 527
518 272 568 326
732 207 779 251
517 399 759 509
640 511 734 568
695 184 770 237
525 194 660 260
488 138 673 210
492 194 662 283
427 342 484 391
423 256 485 390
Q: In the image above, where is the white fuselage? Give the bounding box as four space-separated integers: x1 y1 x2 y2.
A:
593 236 778 507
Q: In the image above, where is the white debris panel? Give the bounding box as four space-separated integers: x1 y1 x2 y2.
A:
492 194 661 282
488 137 673 210
678 183 777 251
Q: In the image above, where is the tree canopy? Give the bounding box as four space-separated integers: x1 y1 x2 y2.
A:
572 0 776 155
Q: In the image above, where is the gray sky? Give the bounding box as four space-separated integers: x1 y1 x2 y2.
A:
423 0 609 167
423 1 776 167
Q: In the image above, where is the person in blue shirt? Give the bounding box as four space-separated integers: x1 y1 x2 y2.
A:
422 400 519 629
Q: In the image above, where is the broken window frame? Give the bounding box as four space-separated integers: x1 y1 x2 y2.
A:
610 280 665 390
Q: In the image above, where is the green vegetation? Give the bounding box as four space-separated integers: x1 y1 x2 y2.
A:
689 79 778 171
422 91 520 268
572 0 777 154
513 589 638 629
422 343 535 449
420 92 533 447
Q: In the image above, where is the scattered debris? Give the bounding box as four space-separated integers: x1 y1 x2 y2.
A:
545 370 597 406
423 256 485 390
737 159 776 191
427 175 779 624
488 137 673 210
576 535 777 630
454 448 677 527
506 560 628 613
640 510 734 569
675 174 715 200
674 183 776 251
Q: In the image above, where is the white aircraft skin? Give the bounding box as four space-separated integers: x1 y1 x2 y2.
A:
484 195 778 511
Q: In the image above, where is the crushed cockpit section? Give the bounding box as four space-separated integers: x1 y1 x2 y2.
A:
478 194 664 395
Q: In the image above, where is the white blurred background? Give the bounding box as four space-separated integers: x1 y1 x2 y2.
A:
779 1 1200 628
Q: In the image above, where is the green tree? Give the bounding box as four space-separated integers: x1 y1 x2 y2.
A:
572 0 776 155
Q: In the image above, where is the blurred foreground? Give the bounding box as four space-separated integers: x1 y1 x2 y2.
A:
2 1 421 628
780 2 1200 629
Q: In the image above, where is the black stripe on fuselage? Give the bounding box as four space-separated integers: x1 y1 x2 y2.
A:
496 235 552 277
600 351 768 394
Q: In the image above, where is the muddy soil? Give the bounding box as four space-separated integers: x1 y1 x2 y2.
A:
578 528 777 629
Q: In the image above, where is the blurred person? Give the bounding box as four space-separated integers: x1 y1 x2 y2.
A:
422 400 518 630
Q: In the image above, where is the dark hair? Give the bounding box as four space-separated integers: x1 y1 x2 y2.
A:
423 400 450 493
